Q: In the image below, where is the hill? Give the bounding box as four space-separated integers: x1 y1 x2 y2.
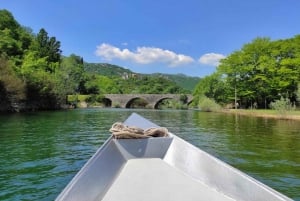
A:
149 73 200 92
84 63 200 92
84 63 133 77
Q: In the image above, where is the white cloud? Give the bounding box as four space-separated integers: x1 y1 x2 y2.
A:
95 43 194 67
198 53 226 66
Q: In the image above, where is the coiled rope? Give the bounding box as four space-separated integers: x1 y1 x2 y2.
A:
109 122 169 139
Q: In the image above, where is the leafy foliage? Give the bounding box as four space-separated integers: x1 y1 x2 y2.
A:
0 9 64 111
58 54 85 94
84 63 199 92
29 28 61 72
0 9 32 65
84 63 133 77
114 75 189 94
0 56 25 109
84 74 120 94
193 72 229 104
270 96 295 117
82 66 190 94
150 73 200 91
194 36 300 109
198 96 221 112
296 83 300 102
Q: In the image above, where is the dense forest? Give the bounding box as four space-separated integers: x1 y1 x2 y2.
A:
0 9 190 112
193 37 300 109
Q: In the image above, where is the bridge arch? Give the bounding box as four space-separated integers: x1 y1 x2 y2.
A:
153 97 175 109
125 97 149 108
102 98 112 107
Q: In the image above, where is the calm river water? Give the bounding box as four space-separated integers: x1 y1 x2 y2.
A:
0 109 299 200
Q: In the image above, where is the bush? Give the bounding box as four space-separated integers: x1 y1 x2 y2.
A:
198 96 221 112
96 94 105 102
179 94 188 104
85 94 96 103
67 95 77 103
112 102 121 108
157 99 188 110
270 96 294 116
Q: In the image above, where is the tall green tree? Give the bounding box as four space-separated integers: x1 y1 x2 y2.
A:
273 36 300 101
193 72 229 104
29 28 61 73
19 28 63 109
58 54 85 94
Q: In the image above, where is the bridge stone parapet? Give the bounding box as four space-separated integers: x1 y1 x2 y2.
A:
104 94 193 109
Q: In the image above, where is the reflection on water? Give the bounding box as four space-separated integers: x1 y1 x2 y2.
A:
0 109 299 200
191 112 300 199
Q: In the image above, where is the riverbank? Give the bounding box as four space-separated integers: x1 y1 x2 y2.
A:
220 109 300 121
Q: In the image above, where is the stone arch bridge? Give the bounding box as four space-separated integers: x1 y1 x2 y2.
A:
104 94 193 109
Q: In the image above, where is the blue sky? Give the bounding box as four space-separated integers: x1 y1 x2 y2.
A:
1 0 300 77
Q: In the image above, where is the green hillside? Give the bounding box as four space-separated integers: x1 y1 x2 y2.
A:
84 63 133 77
150 73 200 91
84 63 200 92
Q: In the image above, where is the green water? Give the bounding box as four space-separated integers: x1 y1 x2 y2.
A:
0 109 299 200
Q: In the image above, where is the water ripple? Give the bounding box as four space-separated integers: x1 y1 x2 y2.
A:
0 109 299 200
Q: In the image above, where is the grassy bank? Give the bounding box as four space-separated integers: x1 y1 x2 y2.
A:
220 109 300 121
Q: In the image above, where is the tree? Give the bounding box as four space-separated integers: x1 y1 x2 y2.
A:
0 55 25 111
29 28 61 72
217 50 248 107
0 10 70 111
193 73 228 104
0 9 19 31
296 83 300 103
0 28 22 57
17 27 64 109
0 9 33 65
215 36 300 108
84 74 101 94
58 54 85 94
274 37 300 101
83 74 121 94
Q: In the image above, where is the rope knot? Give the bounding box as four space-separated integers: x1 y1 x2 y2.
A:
109 122 169 139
